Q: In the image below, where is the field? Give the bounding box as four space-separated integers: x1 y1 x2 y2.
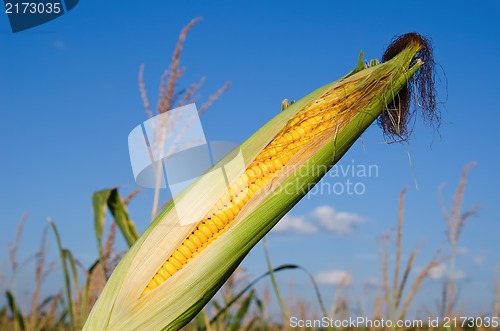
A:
1 11 499 331
1 163 496 330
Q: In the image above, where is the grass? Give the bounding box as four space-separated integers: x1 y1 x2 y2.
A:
1 20 497 330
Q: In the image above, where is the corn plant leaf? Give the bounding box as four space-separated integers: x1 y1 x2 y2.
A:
37 295 55 311
230 289 254 331
6 290 25 331
81 264 102 327
64 249 79 293
50 222 77 331
92 188 112 244
107 189 139 247
92 188 138 248
54 309 69 330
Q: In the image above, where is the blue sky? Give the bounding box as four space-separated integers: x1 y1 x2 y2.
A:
1 0 499 320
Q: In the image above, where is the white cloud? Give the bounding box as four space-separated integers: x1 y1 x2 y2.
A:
312 206 364 235
363 276 381 288
424 264 467 281
474 255 484 266
273 214 317 234
427 264 447 280
316 270 352 286
271 206 366 236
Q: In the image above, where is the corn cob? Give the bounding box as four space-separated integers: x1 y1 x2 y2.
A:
84 34 437 331
141 79 366 294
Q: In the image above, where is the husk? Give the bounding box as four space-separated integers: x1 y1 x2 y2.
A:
84 42 422 331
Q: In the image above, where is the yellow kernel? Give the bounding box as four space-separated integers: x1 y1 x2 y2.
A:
159 267 171 279
218 212 228 224
147 278 158 289
249 184 261 194
219 193 230 206
276 136 287 146
163 261 177 275
246 189 255 199
296 127 306 137
169 257 182 270
259 163 269 176
307 115 322 126
178 244 192 259
154 274 165 285
239 186 249 196
185 239 198 252
205 220 219 234
280 154 290 166
189 234 202 248
142 288 151 295
283 132 294 143
272 158 283 170
300 121 312 131
230 205 240 216
240 173 249 184
212 216 225 229
251 165 262 178
173 251 187 265
254 178 265 188
194 230 208 244
229 184 240 197
241 192 250 203
235 177 247 190
260 150 270 159
199 224 213 238
316 123 326 133
236 200 245 209
290 115 301 126
265 160 275 173
305 109 316 118
322 111 332 121
290 129 300 141
246 168 257 180
232 191 242 205
224 208 235 220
